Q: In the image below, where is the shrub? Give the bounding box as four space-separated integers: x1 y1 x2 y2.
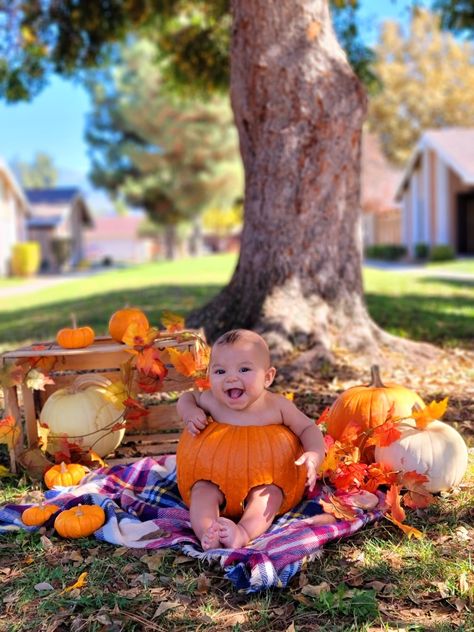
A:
365 244 407 261
10 242 41 277
429 245 455 262
414 242 430 260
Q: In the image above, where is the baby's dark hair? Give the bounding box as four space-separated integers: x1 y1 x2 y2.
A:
214 329 242 346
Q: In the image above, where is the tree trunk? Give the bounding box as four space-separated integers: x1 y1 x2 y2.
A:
164 224 178 260
188 0 384 364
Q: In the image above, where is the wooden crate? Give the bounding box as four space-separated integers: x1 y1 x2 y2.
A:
1 334 202 469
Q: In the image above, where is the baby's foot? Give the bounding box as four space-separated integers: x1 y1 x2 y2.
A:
216 517 249 549
201 521 221 550
343 490 379 510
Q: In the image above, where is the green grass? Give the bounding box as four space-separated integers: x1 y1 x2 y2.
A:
1 253 474 351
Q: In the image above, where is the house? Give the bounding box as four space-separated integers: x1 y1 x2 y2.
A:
361 132 403 247
84 214 155 265
396 128 474 257
25 187 94 271
0 159 30 276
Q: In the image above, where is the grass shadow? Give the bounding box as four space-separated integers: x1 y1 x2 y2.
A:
0 283 223 350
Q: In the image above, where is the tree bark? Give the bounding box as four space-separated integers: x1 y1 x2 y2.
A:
188 0 385 364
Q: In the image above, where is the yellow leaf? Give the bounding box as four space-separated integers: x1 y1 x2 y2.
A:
412 397 448 429
122 322 158 348
167 347 196 377
386 514 423 539
161 311 185 333
61 572 88 593
97 380 128 410
0 465 14 477
0 416 21 449
319 444 340 473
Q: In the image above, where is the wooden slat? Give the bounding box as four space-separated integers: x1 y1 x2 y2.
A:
121 431 181 445
135 403 183 433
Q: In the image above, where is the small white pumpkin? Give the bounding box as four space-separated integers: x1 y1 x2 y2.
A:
375 419 468 493
39 376 126 458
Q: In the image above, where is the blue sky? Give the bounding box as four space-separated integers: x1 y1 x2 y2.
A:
0 0 427 193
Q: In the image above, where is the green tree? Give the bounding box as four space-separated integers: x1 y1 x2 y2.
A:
369 8 474 165
86 38 242 258
12 151 58 188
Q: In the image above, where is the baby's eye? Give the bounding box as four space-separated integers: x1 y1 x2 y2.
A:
239 367 251 373
214 368 225 375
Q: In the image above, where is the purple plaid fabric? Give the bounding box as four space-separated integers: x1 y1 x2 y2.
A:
0 456 384 592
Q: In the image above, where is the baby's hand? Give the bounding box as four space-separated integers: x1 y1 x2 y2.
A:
295 451 322 492
185 409 209 436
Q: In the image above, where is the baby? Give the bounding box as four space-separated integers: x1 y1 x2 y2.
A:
176 329 335 550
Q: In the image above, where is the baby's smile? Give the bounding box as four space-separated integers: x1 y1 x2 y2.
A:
226 387 244 400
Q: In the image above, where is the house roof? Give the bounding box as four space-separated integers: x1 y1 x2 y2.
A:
25 187 94 227
0 158 30 214
361 132 402 214
86 215 145 239
396 127 474 200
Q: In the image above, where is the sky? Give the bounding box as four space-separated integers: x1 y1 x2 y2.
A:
0 0 429 201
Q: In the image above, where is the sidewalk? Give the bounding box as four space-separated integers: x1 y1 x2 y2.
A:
0 271 97 299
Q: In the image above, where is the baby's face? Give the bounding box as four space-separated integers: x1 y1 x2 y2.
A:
209 340 275 411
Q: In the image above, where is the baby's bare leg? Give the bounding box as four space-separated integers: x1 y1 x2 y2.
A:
217 484 283 549
189 480 224 550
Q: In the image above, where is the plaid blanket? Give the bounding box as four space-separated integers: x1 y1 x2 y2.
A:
0 456 385 592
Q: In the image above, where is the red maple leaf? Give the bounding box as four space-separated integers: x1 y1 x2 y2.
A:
386 484 406 523
136 347 168 380
316 407 330 426
331 462 368 492
366 420 402 448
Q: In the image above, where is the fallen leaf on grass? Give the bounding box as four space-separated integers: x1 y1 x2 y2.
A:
140 550 169 571
40 535 54 550
301 581 331 597
61 572 87 593
196 572 211 594
152 601 181 619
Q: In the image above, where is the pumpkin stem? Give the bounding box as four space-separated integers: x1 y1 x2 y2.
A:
70 313 77 329
412 403 423 413
66 374 112 394
60 462 68 473
369 365 385 388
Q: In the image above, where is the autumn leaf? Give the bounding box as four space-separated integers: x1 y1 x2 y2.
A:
400 470 434 509
161 311 185 333
0 363 25 389
136 374 165 394
194 340 210 371
61 572 88 594
364 462 398 492
411 397 449 429
122 321 158 348
331 462 368 492
316 406 330 426
194 375 211 390
0 416 21 449
124 397 149 421
386 484 406 523
385 514 423 539
366 420 402 448
25 368 55 391
97 380 128 410
339 420 364 446
136 347 168 380
319 443 341 474
319 493 359 520
167 347 196 377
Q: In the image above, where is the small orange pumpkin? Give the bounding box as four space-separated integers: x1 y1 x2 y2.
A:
54 504 105 538
176 421 307 518
108 307 149 343
325 365 424 448
44 462 87 489
22 501 60 526
56 315 95 349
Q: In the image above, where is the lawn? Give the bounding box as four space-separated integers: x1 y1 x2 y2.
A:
1 254 473 631
0 253 474 351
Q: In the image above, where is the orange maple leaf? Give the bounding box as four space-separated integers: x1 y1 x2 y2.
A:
411 397 448 429
0 416 21 449
386 484 406 523
363 462 398 492
167 347 196 377
366 420 402 448
399 470 434 509
194 376 211 390
331 462 368 492
319 443 341 474
316 407 330 426
136 347 168 380
161 311 185 333
339 420 364 446
122 322 158 348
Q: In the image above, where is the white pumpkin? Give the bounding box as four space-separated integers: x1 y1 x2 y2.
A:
375 419 468 493
39 376 126 457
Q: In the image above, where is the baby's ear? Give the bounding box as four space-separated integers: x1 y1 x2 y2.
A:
264 366 276 387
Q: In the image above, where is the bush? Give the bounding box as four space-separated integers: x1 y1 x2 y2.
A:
10 242 41 277
365 244 407 261
414 242 430 260
429 244 455 262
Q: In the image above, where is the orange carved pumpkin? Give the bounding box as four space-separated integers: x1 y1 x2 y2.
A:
54 504 105 538
176 421 307 518
22 501 60 526
108 307 149 343
325 365 424 447
44 462 87 489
